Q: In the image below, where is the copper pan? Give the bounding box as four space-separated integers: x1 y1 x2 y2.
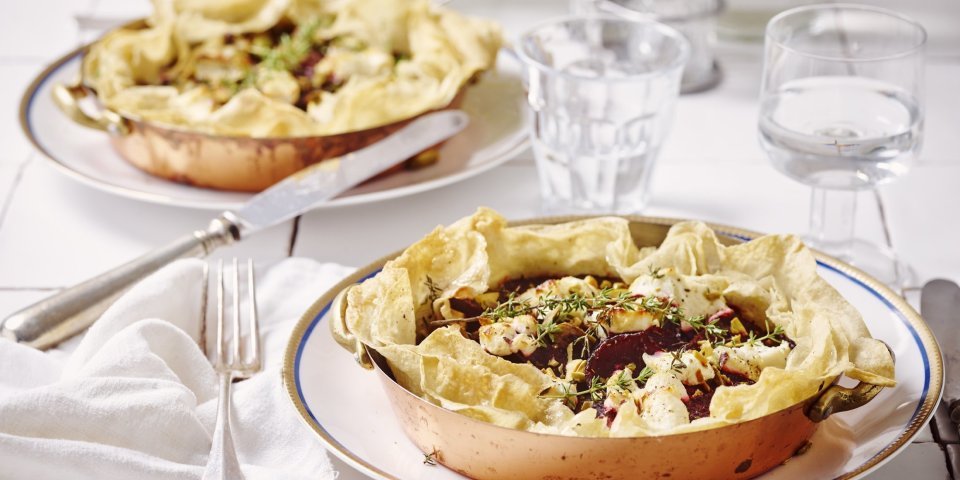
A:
51 20 464 192
327 216 891 480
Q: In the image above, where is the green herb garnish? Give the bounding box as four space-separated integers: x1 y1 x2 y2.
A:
252 19 322 72
745 324 785 346
423 448 439 466
539 366 654 403
535 317 563 347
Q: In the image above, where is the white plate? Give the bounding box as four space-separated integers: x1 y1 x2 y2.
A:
20 48 529 211
283 220 941 480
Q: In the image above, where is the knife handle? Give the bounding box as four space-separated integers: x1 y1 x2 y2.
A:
949 400 960 424
0 216 239 350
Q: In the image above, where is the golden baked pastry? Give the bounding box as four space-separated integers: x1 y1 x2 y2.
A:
333 208 896 437
82 0 502 137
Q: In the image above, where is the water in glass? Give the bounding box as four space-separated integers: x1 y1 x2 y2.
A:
760 76 922 190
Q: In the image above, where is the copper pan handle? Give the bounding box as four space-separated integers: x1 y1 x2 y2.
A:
328 285 374 370
52 82 130 135
806 379 885 422
807 340 894 422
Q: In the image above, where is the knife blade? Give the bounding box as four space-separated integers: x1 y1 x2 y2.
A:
0 110 469 349
231 110 468 234
922 279 960 421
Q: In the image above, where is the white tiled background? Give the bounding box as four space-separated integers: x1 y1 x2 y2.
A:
1 0 958 478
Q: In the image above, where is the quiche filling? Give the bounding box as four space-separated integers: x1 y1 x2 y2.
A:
430 270 794 431
158 18 345 109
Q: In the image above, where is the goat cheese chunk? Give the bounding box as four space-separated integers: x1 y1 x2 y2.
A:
641 372 688 401
606 308 659 334
714 341 791 381
643 350 716 386
630 269 728 318
517 276 599 304
639 390 690 431
602 368 640 412
478 314 538 357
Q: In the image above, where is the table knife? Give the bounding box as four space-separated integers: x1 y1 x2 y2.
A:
923 279 960 420
0 110 469 349
922 276 960 478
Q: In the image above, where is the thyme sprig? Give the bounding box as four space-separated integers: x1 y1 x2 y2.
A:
234 18 324 90
429 288 642 333
539 366 654 403
745 324 785 346
684 314 726 345
422 448 439 466
538 376 608 403
586 376 608 402
634 365 655 384
649 266 665 279
535 317 563 347
252 18 322 72
597 287 644 311
479 288 643 348
426 277 786 355
424 276 442 303
481 292 530 321
572 320 606 358
669 348 687 372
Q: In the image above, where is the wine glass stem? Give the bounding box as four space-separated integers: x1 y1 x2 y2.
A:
808 187 857 259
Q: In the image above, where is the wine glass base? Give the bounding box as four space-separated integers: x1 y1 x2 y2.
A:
802 236 914 290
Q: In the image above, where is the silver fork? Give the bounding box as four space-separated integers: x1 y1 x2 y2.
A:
202 259 262 480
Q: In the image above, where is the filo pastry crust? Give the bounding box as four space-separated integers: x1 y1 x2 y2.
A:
334 208 895 437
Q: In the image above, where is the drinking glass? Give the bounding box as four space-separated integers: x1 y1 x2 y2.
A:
517 17 689 214
571 0 724 93
759 4 926 285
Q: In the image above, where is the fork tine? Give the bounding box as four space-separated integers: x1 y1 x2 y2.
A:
247 259 261 369
232 258 241 368
216 259 226 366
199 262 209 357
206 258 261 376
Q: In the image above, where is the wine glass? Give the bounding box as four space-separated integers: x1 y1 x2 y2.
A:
758 4 926 286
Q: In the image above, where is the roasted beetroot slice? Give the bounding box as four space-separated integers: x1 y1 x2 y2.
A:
448 297 485 318
586 328 672 380
684 390 713 421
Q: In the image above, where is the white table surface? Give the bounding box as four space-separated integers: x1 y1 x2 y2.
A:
1 0 957 478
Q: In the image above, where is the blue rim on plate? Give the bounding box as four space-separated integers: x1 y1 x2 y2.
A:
282 216 942 480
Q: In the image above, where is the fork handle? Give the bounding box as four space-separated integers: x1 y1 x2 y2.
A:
0 216 239 349
203 372 245 480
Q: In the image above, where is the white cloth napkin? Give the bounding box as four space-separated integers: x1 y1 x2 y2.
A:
0 258 354 480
